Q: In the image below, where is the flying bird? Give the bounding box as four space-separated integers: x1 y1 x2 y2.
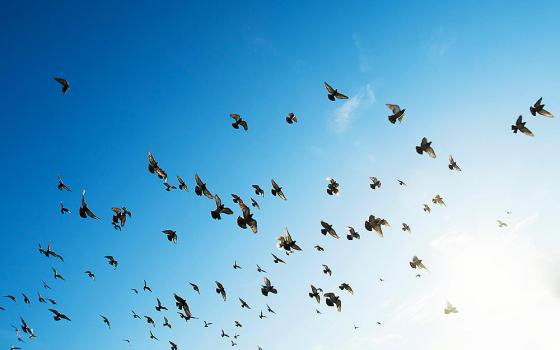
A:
324 292 342 312
511 115 534 136
271 253 286 264
320 221 339 239
416 137 436 158
84 271 95 280
169 341 178 350
339 283 353 295
194 174 213 199
309 285 321 303
237 201 258 233
324 82 348 101
276 228 302 253
369 177 381 189
177 176 188 191
239 298 251 309
314 245 325 252
448 155 462 171
252 185 265 197
54 77 70 94
386 104 405 124
79 190 99 219
444 301 459 314
346 226 360 240
174 293 192 319
215 281 227 301
105 256 118 269
60 202 70 214
432 194 446 207
52 267 65 280
261 277 278 296
286 112 298 124
145 315 156 327
266 304 275 314
162 230 178 244
423 204 431 213
100 315 110 329
402 223 411 233
149 330 158 340
410 256 428 271
57 176 71 191
250 197 260 209
230 114 248 130
326 177 340 195
530 97 554 118
364 215 390 237
189 282 200 294
497 220 508 227
271 179 286 200
143 280 152 292
155 298 168 312
211 195 234 219
257 265 267 273
322 264 332 276
163 180 177 191
233 261 242 269
48 309 71 321
397 179 407 186
147 152 167 180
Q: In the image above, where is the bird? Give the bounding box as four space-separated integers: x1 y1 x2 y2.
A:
111 207 131 229
324 292 342 312
21 294 30 304
194 174 213 199
215 281 227 301
177 175 188 191
309 285 321 303
204 320 212 327
448 155 462 171
155 298 168 312
105 256 118 269
163 180 177 191
250 197 260 209
322 264 332 276
147 152 168 180
314 245 325 252
149 330 158 340
211 195 234 219
237 201 258 233
286 112 298 124
259 310 267 319
52 267 65 280
38 243 64 261
497 220 508 227
397 179 407 186
174 293 192 319
231 193 243 204
43 281 51 290
271 179 287 200
84 271 95 280
47 298 57 305
261 277 278 296
231 340 238 346
37 292 46 303
145 315 156 327
423 204 431 213
256 264 267 273
143 280 152 292
123 339 131 345
233 261 242 269
234 321 242 328
346 226 360 240
100 315 111 329
267 304 276 314
239 298 251 309
320 221 339 239
169 341 178 350
252 184 265 197
4 295 16 302
410 256 429 271
402 223 411 233
432 194 446 207
189 282 200 294
386 103 405 124
131 310 141 319
512 115 534 136
369 177 381 189
276 227 302 253
444 301 459 314
223 329 231 337
324 82 348 101
162 230 177 244
131 288 139 294
57 176 71 191
530 97 554 117
364 215 390 237
79 190 99 219
230 114 248 130
326 177 340 195
315 309 322 314
49 309 71 321
339 283 354 295
271 253 286 264
416 137 436 158
60 202 71 214
54 77 70 94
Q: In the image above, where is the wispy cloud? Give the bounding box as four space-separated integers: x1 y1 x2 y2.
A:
353 33 372 73
329 84 375 133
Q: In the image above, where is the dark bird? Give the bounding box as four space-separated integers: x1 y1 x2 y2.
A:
231 340 237 346
512 115 534 136
448 155 462 171
222 329 231 336
324 82 348 101
84 270 95 280
149 330 158 340
402 223 411 233
100 315 111 329
132 310 141 319
257 265 267 273
177 176 188 192
49 309 71 321
169 341 178 350
326 177 340 196
432 194 446 207
163 316 172 328
105 256 118 269
239 298 251 309
530 97 554 117
234 321 242 328
314 245 325 252
497 220 508 227
57 176 71 191
316 309 322 314
162 229 177 244
111 207 131 229
286 112 298 124
211 195 234 219
252 185 265 197
237 201 258 233
174 293 193 320
444 301 459 314
4 295 16 302
386 104 405 124
204 320 212 327
47 298 56 305
22 294 30 304
324 292 342 312
145 315 156 327
38 243 64 261
271 253 286 264
346 226 360 240
267 304 275 314
54 77 70 94
155 298 168 312
423 204 431 213
147 152 168 180
259 310 267 319
276 228 302 253
163 180 177 191
52 267 65 280
320 221 339 239
309 285 321 304
143 280 152 292
322 264 332 276
364 215 390 237
261 277 278 296
123 339 131 345
231 193 242 204
250 197 260 209
338 283 354 295
37 292 46 303
230 114 248 131
369 177 381 189
194 174 213 199
271 179 286 200
189 282 200 294
215 281 227 301
416 137 436 158
397 179 407 186
409 256 428 271
79 190 99 219
43 281 51 289
60 202 70 214
233 261 242 270
131 288 138 294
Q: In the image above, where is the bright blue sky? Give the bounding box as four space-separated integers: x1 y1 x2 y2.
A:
2 1 560 349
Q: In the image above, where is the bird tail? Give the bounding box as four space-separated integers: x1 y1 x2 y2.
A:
530 106 536 116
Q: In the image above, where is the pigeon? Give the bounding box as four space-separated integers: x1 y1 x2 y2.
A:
234 321 242 328
402 223 411 233
174 294 192 319
354 324 360 330
530 97 554 118
386 104 405 124
189 282 200 294
123 339 131 345
60 202 71 214
215 281 227 301
54 77 70 94
256 265 267 273
326 178 340 196
149 330 158 340
162 230 177 244
233 261 242 269
512 115 534 136
143 280 152 292
194 174 213 199
432 195 446 207
204 321 212 327
57 176 71 191
177 176 188 191
38 243 64 261
423 204 431 213
346 226 360 240
145 315 156 327
322 264 332 276
155 298 168 312
259 310 267 319
314 245 325 252
261 277 278 296
37 292 46 303
111 207 131 228
105 256 118 269
409 256 428 271
250 197 260 209
147 152 168 180
286 112 298 124
49 309 71 321
364 215 390 237
211 195 234 219
230 114 248 131
309 285 321 303
43 281 51 290
324 82 348 101
131 288 139 294
169 341 178 350
79 190 99 219
84 271 95 280
222 329 231 337
271 253 286 264
444 301 458 314
315 309 322 314
448 155 462 171
100 315 111 329
47 298 56 305
497 220 508 227
231 340 238 346
231 193 243 204
237 201 258 233
339 283 353 295
266 304 275 314
397 179 407 187
163 180 177 191
320 221 339 239
252 185 265 197
239 298 251 309
132 310 141 319
416 137 436 158
271 179 286 200
369 177 381 189
276 228 302 253
4 295 16 302
52 267 65 280
324 292 342 312
22 294 30 304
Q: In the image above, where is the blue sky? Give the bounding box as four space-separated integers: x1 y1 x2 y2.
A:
1 1 560 349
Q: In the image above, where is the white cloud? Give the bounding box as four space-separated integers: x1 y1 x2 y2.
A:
353 33 371 73
329 84 375 133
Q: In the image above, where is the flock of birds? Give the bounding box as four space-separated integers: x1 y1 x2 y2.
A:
1 78 554 350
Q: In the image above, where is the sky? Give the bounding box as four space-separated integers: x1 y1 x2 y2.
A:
1 0 560 349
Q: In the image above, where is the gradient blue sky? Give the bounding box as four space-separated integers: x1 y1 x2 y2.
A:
2 1 560 349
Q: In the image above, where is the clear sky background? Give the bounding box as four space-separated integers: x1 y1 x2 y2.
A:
1 1 560 349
